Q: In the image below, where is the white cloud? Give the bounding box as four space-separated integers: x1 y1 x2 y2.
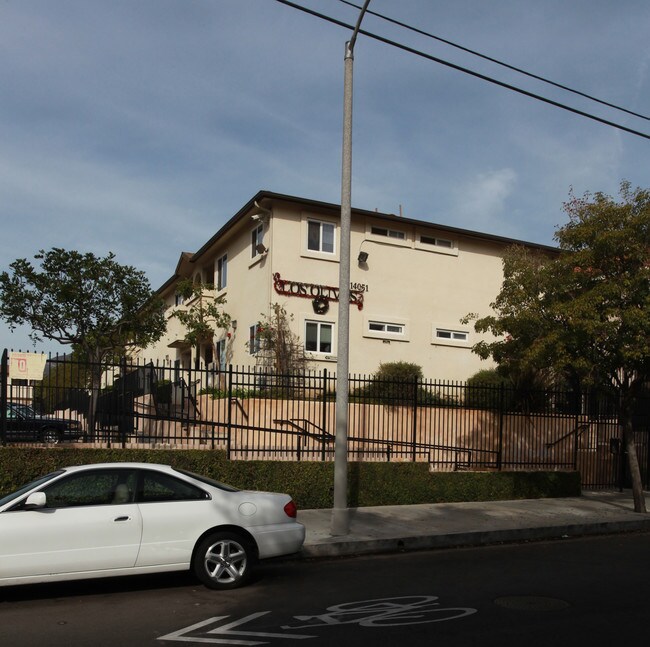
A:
452 169 518 230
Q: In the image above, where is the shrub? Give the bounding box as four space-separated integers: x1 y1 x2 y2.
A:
465 369 513 410
352 362 456 406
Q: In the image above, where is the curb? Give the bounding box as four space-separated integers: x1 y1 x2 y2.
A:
300 518 650 559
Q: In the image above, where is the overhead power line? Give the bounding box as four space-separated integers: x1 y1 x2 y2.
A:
337 0 650 123
274 0 650 141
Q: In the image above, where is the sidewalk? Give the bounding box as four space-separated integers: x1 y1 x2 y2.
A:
299 491 650 558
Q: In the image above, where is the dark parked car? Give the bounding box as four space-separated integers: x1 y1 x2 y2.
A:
2 402 83 444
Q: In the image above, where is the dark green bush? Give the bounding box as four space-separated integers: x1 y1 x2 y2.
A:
0 447 581 509
352 362 456 406
465 369 513 410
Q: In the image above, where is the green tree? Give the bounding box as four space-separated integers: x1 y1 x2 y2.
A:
465 183 650 512
0 248 166 435
170 278 230 368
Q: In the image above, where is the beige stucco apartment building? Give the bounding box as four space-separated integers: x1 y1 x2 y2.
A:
138 190 556 381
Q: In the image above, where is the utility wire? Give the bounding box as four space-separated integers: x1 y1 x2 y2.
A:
338 0 650 122
274 0 650 141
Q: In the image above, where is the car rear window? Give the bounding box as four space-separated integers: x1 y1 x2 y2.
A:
140 470 209 502
174 468 239 492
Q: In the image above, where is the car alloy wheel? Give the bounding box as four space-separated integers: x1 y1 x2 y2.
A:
193 532 254 590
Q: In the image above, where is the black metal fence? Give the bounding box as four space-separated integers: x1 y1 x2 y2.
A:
1 350 649 490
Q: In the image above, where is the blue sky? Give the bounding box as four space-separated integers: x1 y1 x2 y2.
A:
1 0 649 353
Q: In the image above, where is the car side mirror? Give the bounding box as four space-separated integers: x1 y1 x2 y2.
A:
24 492 47 510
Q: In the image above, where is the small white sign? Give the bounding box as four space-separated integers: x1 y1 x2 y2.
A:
9 352 47 381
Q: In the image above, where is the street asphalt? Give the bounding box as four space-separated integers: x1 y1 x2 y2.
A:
298 490 650 558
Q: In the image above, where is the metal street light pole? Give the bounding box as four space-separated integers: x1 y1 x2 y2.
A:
331 0 372 537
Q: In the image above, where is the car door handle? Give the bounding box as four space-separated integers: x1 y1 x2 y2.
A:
114 516 130 522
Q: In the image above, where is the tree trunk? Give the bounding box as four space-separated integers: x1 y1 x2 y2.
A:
621 405 647 513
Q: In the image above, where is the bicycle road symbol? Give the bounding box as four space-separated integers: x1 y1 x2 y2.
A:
158 595 477 644
283 595 477 629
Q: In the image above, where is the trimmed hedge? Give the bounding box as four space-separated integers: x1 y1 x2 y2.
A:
0 447 581 509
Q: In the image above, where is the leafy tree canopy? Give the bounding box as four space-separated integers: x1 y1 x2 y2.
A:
466 182 650 394
464 182 650 511
0 248 166 361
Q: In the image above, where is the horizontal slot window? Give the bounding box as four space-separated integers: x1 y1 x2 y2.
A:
420 235 453 249
436 329 468 341
371 226 406 240
369 321 404 335
433 327 470 346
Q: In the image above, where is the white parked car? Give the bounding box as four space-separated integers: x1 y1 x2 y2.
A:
0 462 305 590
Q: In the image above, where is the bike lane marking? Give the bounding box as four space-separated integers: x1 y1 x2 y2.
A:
283 596 477 628
158 596 478 645
158 612 314 645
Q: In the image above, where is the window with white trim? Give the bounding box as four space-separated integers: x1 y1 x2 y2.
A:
368 321 404 335
215 338 227 370
364 317 409 342
307 219 335 254
251 225 264 258
435 328 469 342
420 234 454 249
371 226 406 240
305 321 333 354
249 324 262 354
217 254 227 290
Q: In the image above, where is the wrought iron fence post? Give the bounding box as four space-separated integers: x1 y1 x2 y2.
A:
321 368 328 462
226 365 233 460
645 428 650 491
1 349 7 446
119 356 128 449
617 418 626 493
572 412 580 471
497 382 505 470
185 363 192 438
411 377 418 462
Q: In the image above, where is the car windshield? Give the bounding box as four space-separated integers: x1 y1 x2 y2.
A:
8 403 37 418
174 468 239 492
0 470 65 508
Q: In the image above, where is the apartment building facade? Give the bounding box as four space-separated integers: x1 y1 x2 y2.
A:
138 191 556 381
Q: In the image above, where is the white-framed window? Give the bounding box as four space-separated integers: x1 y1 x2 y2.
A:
369 321 404 334
420 235 453 249
216 254 227 291
415 232 458 256
307 219 335 254
366 222 410 248
305 321 333 354
364 316 409 341
370 225 406 240
301 213 338 261
251 224 264 258
249 324 262 354
432 326 470 347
